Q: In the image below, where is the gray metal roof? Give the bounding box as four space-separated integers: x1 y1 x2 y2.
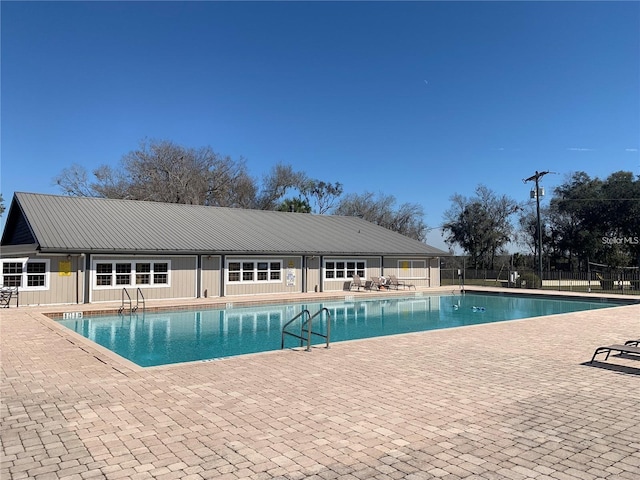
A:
3 192 448 256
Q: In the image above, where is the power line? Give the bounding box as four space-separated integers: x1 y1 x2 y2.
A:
556 197 640 202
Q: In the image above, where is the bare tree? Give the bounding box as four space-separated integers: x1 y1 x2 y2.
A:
54 139 254 206
55 164 101 197
299 180 343 214
207 155 256 208
255 163 306 210
122 140 218 204
53 139 345 214
333 191 427 241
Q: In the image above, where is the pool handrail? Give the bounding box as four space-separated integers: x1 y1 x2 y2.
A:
118 288 132 315
118 287 146 315
306 307 331 350
281 309 311 350
281 308 331 351
134 288 146 313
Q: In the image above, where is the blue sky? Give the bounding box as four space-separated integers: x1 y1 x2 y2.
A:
1 1 638 251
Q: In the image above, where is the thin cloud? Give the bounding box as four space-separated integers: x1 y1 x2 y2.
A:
567 147 594 152
625 148 638 152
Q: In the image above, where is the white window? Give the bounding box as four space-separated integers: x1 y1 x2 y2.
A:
1 259 50 291
226 260 282 283
93 260 170 289
397 260 426 279
324 259 366 280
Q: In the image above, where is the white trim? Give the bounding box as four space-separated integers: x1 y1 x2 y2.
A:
397 259 427 279
92 259 172 290
323 258 367 281
0 258 50 291
225 258 283 284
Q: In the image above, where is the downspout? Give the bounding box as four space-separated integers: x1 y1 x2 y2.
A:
76 254 85 304
302 256 307 293
84 253 91 304
220 254 226 297
196 254 202 298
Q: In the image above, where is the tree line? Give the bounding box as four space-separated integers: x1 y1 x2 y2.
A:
4 138 634 271
53 139 427 241
442 171 640 270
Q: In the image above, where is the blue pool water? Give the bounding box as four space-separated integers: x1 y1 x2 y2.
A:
57 293 626 367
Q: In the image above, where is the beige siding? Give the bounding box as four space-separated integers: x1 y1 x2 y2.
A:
305 256 321 293
225 256 302 296
382 256 435 288
429 257 440 287
201 256 221 298
3 252 441 306
321 257 381 292
90 255 197 303
365 257 382 284
10 255 83 306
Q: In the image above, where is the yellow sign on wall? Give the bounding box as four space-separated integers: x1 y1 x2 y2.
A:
400 261 410 270
59 260 72 276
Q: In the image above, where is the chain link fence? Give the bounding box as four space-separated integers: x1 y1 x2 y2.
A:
440 267 640 295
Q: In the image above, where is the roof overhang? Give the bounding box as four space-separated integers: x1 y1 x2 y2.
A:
0 243 40 257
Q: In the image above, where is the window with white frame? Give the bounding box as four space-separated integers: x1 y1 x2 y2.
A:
93 260 170 288
1 259 49 290
227 260 282 283
397 260 426 279
324 260 365 280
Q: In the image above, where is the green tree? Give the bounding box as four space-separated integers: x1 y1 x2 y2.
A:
548 171 640 268
277 197 312 213
443 185 518 269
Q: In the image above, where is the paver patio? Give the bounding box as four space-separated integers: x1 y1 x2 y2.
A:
2 288 639 479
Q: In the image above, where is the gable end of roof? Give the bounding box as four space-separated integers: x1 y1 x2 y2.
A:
1 197 37 247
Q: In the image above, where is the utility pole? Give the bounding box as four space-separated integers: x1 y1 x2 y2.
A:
524 171 550 288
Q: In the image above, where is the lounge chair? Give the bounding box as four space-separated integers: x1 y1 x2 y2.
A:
0 287 17 308
350 274 365 291
624 339 640 347
373 276 394 290
387 274 416 290
590 343 640 363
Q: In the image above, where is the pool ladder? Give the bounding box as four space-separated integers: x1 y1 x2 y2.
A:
118 288 146 315
281 308 331 351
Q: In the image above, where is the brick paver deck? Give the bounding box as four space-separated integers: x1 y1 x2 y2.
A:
2 289 639 479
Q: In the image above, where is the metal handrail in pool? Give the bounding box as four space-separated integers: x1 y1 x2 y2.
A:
281 308 331 351
118 288 132 315
306 308 331 350
134 288 146 313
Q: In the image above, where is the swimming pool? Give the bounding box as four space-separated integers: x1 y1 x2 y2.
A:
56 293 628 367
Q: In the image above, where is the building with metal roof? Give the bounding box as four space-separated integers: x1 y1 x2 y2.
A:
1 192 448 306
